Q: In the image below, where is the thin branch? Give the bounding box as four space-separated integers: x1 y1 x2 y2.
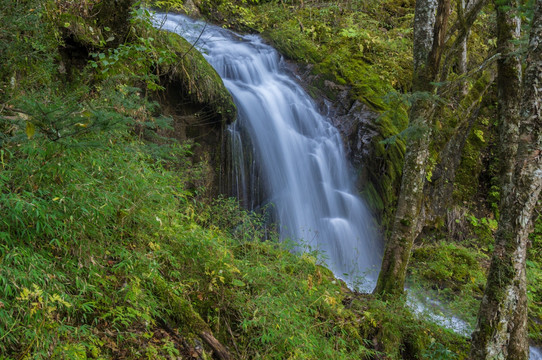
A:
179 22 208 61
445 0 489 44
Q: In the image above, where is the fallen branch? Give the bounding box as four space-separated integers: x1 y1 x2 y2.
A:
152 277 232 360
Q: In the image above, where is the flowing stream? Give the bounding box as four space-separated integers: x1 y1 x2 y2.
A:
154 13 542 357
155 13 382 289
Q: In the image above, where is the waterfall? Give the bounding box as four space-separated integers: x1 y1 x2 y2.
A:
153 14 542 357
155 13 382 289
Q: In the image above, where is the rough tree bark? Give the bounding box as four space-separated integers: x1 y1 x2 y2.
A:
493 1 527 357
374 0 452 297
458 0 471 95
470 0 542 358
495 0 523 194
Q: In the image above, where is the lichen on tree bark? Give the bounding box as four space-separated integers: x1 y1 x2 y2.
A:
375 0 451 297
470 1 542 358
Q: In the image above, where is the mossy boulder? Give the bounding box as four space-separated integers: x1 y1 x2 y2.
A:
58 13 105 49
153 29 236 197
51 0 135 49
158 30 236 123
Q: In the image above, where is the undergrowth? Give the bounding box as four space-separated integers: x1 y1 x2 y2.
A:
3 0 540 358
0 131 468 358
0 0 470 358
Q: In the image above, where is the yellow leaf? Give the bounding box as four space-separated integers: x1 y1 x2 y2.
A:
26 122 35 139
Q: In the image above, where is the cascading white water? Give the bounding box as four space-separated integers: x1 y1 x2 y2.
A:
154 13 542 358
155 13 382 289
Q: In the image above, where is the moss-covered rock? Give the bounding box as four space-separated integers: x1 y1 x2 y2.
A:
158 30 236 123
51 0 135 50
151 29 236 197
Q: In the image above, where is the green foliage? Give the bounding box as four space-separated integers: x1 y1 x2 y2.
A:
466 214 498 248
257 1 412 104
198 0 260 30
423 340 459 360
345 294 468 360
266 25 323 63
4 0 532 358
150 0 187 12
0 126 454 358
408 242 488 328
528 215 542 343
0 0 59 97
2 84 152 145
86 6 178 90
193 0 412 102
0 127 196 357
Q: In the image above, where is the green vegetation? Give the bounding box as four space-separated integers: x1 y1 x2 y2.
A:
0 0 477 358
2 0 541 358
182 0 542 351
408 242 488 327
528 217 542 344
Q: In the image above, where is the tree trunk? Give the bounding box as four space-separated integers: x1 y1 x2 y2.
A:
470 1 542 358
374 0 452 297
458 0 470 95
495 0 522 198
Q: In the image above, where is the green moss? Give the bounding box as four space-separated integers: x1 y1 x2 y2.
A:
370 117 407 227
453 123 489 202
411 242 486 291
528 216 542 344
152 276 212 334
58 13 106 48
363 182 385 211
265 25 323 64
348 294 468 360
408 242 488 329
158 30 236 122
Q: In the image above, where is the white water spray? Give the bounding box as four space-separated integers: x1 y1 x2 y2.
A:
156 13 382 289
